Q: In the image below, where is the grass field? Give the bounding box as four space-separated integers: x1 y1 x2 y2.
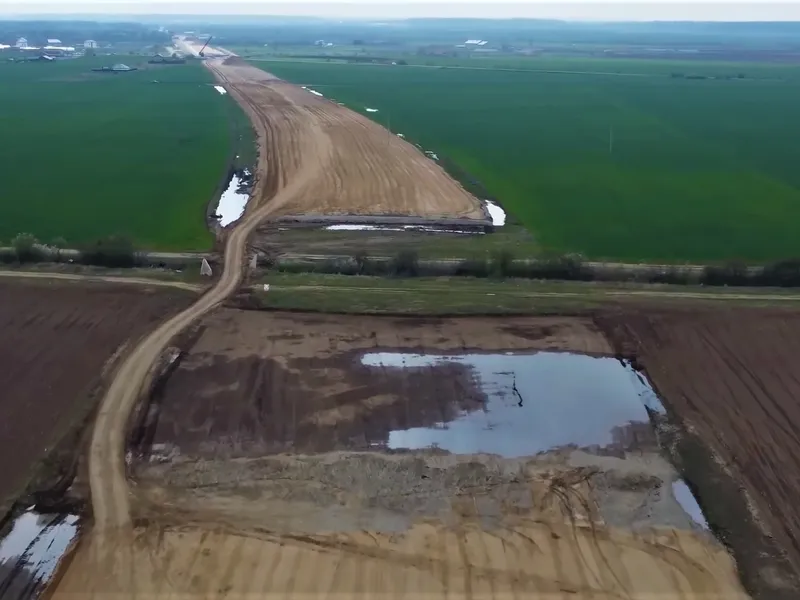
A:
0 56 241 250
257 57 800 263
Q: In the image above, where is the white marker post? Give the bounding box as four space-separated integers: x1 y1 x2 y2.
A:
200 258 213 277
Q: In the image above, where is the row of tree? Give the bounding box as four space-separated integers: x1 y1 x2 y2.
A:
3 233 137 268
280 249 800 288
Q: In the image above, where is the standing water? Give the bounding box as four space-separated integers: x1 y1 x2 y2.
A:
0 508 79 596
214 170 250 227
360 351 708 527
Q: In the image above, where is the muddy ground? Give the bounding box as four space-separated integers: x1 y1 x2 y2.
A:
0 279 193 517
599 306 800 595
118 308 752 598
141 311 611 458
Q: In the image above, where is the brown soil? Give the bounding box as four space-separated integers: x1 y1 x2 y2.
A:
209 60 484 220
597 306 800 595
48 307 751 599
0 279 193 513
143 310 611 458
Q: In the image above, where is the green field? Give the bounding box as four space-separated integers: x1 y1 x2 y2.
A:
0 56 241 250
258 57 800 263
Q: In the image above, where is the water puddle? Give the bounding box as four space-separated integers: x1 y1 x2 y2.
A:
360 352 664 457
213 169 251 227
213 85 227 95
360 351 709 527
323 224 481 235
672 481 709 529
485 200 506 226
0 508 79 594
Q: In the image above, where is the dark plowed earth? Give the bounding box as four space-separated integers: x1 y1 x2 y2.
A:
597 306 800 595
0 280 193 511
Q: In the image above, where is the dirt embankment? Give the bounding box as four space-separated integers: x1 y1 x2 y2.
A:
0 279 194 517
210 60 484 220
598 306 800 597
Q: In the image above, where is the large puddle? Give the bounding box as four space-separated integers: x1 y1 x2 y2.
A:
361 351 709 528
214 169 251 227
362 352 664 456
0 508 79 594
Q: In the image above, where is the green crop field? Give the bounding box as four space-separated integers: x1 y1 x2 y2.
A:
257 57 800 263
0 56 243 251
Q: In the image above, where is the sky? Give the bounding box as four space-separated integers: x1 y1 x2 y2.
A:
2 1 800 21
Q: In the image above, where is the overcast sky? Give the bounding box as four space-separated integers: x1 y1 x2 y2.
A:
2 1 800 21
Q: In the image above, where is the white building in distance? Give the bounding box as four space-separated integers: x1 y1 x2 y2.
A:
15 37 27 48
84 40 98 49
47 38 61 44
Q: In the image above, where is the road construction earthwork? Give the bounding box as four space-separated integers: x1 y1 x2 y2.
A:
1 51 800 600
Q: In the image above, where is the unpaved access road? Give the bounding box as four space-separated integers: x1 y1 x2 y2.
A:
211 58 484 220
0 269 203 292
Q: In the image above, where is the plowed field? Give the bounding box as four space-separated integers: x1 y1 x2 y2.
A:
598 307 800 577
0 279 193 511
209 59 484 220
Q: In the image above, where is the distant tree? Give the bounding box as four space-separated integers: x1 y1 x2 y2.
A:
79 234 136 267
12 233 41 263
391 250 419 277
353 248 370 275
491 249 515 278
50 236 67 262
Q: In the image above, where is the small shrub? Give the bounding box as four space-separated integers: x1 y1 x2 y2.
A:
756 259 800 287
455 258 490 278
353 249 370 275
702 261 751 286
649 267 692 285
391 250 419 277
12 233 42 263
78 234 136 267
490 249 515 278
49 236 67 262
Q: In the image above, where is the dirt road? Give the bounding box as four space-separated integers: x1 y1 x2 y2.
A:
0 269 203 292
48 55 327 563
211 58 484 219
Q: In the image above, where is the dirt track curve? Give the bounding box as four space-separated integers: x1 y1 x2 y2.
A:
85 58 328 535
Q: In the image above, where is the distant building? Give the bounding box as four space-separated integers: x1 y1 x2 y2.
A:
15 37 27 48
47 38 61 44
84 39 98 49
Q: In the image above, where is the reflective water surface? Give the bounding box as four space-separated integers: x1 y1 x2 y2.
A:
0 508 79 593
361 351 664 457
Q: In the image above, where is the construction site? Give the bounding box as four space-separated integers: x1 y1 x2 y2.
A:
2 38 800 600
